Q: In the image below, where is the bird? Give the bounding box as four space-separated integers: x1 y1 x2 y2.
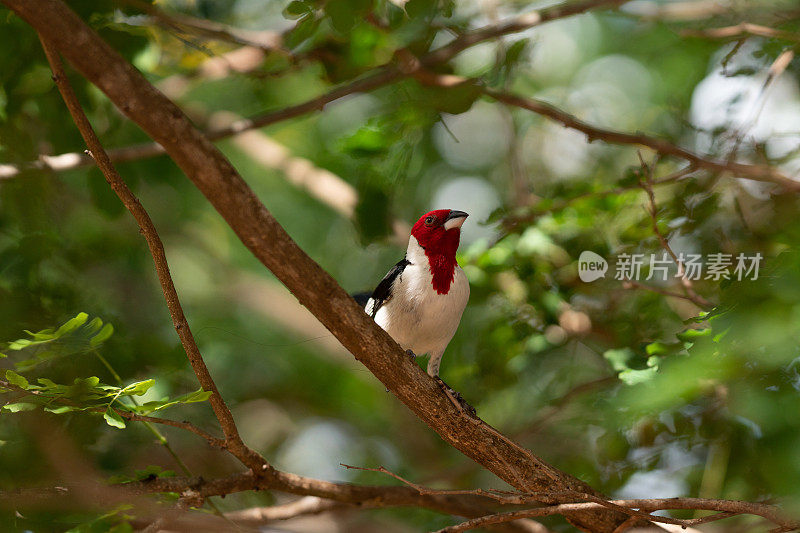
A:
361 209 470 379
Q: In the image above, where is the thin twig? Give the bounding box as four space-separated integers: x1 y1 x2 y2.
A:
93 349 195 476
638 156 713 308
500 164 699 234
340 464 517 503
682 23 800 44
340 462 673 532
621 279 697 301
224 496 344 525
38 36 268 473
120 0 287 54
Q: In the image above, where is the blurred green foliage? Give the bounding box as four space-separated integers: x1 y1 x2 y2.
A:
2 0 800 531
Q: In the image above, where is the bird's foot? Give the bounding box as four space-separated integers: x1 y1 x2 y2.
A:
434 377 479 422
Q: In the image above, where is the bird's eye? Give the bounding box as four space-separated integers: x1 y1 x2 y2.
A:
424 216 435 226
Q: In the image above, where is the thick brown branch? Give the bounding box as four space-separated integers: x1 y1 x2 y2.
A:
37 37 265 473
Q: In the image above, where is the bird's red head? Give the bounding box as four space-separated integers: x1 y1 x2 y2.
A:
410 209 468 294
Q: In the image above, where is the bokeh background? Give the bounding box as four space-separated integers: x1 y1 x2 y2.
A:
2 0 800 531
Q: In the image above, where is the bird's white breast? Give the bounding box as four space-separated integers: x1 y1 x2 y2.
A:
371 236 469 361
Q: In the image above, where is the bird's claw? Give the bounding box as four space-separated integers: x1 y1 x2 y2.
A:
434 377 478 421
405 349 417 361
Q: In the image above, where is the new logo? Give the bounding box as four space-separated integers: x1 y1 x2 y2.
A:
578 251 608 282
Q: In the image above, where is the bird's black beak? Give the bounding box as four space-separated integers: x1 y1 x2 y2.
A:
444 210 469 230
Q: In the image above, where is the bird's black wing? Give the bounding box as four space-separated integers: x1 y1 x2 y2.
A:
365 258 411 318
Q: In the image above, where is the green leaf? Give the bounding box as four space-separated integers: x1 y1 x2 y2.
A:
8 338 33 350
55 312 89 337
23 328 56 341
286 14 320 48
85 317 103 335
134 465 175 480
103 407 126 429
3 402 38 412
619 367 658 385
121 379 155 397
90 323 114 346
604 348 635 372
5 369 28 389
136 388 212 414
420 81 481 115
405 0 435 19
645 341 682 356
676 328 712 341
341 126 391 157
45 405 80 414
283 0 312 19
37 377 60 389
326 0 371 33
175 388 213 403
503 39 529 70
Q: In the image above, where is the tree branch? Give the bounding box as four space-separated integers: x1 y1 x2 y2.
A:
120 0 287 54
422 0 627 65
682 23 800 44
485 87 799 190
37 36 266 473
221 496 545 532
3 470 546 533
434 497 800 533
411 69 799 191
0 0 625 181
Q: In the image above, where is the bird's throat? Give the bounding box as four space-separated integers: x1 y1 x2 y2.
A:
424 232 460 295
427 253 457 294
